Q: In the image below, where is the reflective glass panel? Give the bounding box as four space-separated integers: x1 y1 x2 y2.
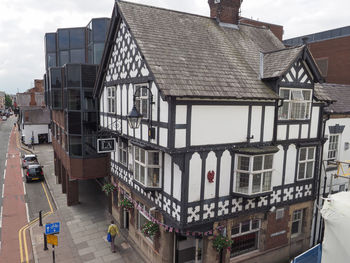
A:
69 28 85 49
58 29 69 50
45 33 56 53
68 89 81 110
69 136 82 156
66 64 81 87
93 43 105 64
70 49 85 63
59 51 69 66
68 112 81 134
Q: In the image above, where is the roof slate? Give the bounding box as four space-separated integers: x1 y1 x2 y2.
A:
118 1 286 99
315 83 350 113
263 46 304 79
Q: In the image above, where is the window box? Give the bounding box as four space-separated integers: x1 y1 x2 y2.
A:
233 154 274 196
278 88 312 120
133 146 161 190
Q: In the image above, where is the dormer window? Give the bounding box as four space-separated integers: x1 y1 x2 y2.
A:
135 84 149 119
278 88 312 120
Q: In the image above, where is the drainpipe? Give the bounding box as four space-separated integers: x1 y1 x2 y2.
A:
313 108 331 245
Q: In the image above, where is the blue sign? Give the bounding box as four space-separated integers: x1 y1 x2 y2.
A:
292 244 322 263
45 222 60 235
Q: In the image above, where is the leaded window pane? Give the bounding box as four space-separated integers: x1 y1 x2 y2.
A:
238 156 250 171
253 156 263 171
252 174 261 193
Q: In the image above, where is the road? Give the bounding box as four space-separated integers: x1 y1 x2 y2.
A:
0 116 54 262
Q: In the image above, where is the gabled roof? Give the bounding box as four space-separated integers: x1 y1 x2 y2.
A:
315 83 350 113
262 46 304 79
95 1 324 100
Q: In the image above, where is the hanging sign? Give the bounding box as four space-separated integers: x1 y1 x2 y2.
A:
97 138 116 153
47 234 58 246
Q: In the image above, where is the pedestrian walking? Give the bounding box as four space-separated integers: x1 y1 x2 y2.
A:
108 220 120 253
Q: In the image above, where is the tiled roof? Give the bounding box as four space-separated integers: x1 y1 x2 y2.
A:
262 46 304 79
118 1 286 99
315 83 350 113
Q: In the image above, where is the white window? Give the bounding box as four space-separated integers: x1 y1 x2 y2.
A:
135 84 149 119
291 209 303 236
231 219 260 257
234 154 273 195
279 88 312 120
118 139 128 166
298 147 315 180
107 87 115 113
328 134 339 162
134 146 161 188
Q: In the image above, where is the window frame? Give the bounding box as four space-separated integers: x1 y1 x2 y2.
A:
118 139 128 166
133 146 161 189
278 88 312 120
230 219 261 257
327 134 340 163
134 84 150 119
107 86 115 114
297 147 316 181
291 209 303 237
234 154 274 195
137 202 154 242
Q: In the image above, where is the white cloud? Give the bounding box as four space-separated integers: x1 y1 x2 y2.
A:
0 0 348 94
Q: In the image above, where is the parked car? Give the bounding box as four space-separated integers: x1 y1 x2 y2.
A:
22 154 38 169
2 116 7 121
25 164 44 182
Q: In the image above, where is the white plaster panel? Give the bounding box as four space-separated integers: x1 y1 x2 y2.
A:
151 83 158 122
142 123 148 141
163 154 172 195
173 163 182 201
22 125 51 144
134 125 141 140
176 105 187 125
301 124 309 139
122 84 127 116
175 129 186 148
191 106 248 146
127 84 133 113
263 106 274 142
272 145 284 187
250 106 262 143
116 85 121 115
160 98 168 123
159 128 168 148
122 120 127 135
277 125 287 141
204 152 216 200
289 125 299 139
285 144 297 184
189 153 202 202
310 107 320 138
219 150 231 197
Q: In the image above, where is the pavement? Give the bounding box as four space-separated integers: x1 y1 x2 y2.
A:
21 143 145 262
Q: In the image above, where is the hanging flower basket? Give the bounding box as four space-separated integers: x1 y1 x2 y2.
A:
102 183 116 195
141 221 159 238
212 234 233 252
120 198 134 210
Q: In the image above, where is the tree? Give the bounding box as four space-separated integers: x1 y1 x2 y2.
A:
5 94 12 108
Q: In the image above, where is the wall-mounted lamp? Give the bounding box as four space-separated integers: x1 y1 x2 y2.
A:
127 85 155 139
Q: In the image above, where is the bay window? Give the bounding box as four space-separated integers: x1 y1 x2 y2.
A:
134 146 161 188
234 154 273 195
298 147 315 180
279 88 312 120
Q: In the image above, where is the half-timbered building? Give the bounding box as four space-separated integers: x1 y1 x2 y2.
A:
94 1 330 262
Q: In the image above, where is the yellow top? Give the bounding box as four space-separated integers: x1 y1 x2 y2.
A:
108 224 119 236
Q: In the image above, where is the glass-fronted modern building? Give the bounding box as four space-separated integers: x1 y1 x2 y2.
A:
43 17 110 206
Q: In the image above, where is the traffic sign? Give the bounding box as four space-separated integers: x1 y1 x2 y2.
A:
47 234 58 246
45 222 60 235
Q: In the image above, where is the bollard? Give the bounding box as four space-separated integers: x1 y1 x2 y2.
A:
44 234 48 250
39 210 43 226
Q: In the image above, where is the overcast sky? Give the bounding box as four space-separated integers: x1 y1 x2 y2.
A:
0 0 349 94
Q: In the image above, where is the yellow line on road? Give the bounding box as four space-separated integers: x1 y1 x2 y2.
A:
19 182 55 262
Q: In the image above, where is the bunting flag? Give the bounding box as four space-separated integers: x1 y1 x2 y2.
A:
114 185 216 237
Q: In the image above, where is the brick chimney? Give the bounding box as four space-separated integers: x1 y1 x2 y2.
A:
208 0 243 25
29 93 37 106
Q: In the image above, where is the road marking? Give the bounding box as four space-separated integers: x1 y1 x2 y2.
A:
0 206 3 228
41 182 54 213
4 159 7 168
25 203 30 223
1 184 4 198
21 168 24 179
3 169 5 180
23 181 26 195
